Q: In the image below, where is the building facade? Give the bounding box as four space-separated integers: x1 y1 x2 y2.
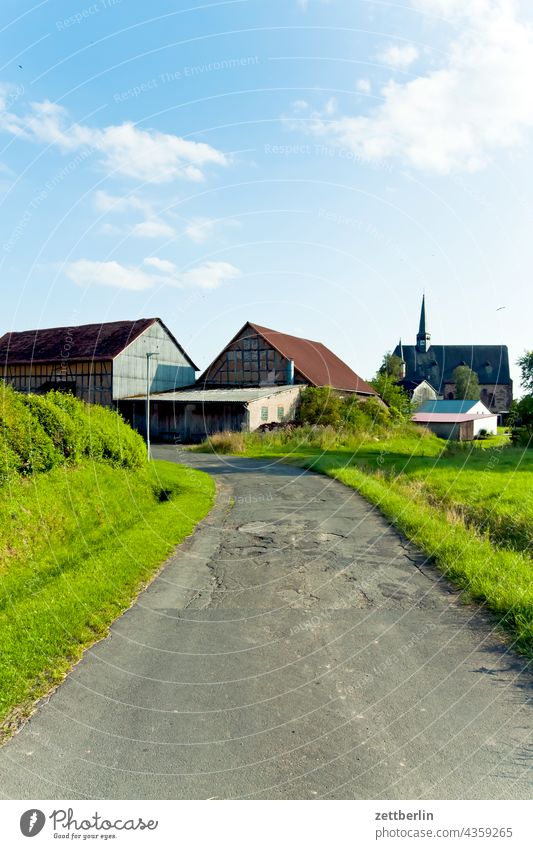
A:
0 318 197 409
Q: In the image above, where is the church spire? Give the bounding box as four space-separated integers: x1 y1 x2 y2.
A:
416 295 431 353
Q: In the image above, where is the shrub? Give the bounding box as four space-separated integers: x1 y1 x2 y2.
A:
21 393 80 459
510 426 532 448
84 403 146 468
0 383 60 474
298 386 343 427
0 385 146 485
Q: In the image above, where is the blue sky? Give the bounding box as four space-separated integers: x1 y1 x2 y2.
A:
1 0 532 389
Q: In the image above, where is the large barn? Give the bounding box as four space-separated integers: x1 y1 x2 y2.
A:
124 321 379 442
0 318 197 409
394 297 513 414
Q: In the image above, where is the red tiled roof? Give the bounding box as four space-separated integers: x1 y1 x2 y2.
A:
0 318 198 369
249 323 376 394
200 321 376 394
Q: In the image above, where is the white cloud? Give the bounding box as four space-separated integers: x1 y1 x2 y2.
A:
185 217 215 244
143 256 177 274
65 259 154 291
356 79 372 94
65 258 240 291
292 0 533 174
0 99 228 183
291 99 309 113
93 190 149 214
179 260 241 290
377 43 419 69
133 219 175 239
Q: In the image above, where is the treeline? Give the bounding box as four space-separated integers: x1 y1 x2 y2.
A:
0 384 145 485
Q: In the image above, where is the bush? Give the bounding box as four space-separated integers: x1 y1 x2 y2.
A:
510 426 532 448
21 393 80 459
0 384 146 484
0 384 60 474
298 386 343 427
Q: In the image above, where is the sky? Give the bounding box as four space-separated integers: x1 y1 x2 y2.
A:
0 0 532 390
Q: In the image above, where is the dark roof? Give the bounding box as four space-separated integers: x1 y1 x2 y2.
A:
418 295 427 337
0 318 198 369
394 343 511 392
397 377 436 392
200 321 377 395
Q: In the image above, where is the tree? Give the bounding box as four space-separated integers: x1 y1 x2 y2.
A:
370 372 411 416
378 352 404 380
453 365 481 400
297 386 343 427
518 351 533 393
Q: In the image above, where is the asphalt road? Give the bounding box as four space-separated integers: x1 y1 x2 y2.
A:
0 448 531 799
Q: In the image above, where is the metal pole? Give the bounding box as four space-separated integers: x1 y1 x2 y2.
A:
146 354 151 461
146 351 158 461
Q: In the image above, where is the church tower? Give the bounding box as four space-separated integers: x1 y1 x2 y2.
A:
416 295 431 353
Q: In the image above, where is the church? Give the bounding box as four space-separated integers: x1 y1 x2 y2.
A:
393 297 513 415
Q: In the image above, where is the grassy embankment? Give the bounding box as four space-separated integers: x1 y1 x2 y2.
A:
199 423 533 654
0 386 214 738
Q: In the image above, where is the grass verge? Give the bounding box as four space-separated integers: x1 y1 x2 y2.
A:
0 459 214 738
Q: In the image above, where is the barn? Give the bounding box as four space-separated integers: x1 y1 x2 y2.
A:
0 318 197 416
123 321 379 442
1 317 377 443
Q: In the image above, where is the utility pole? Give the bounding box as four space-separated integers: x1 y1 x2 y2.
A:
146 352 158 460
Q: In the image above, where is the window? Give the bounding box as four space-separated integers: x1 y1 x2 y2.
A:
261 406 269 421
277 406 284 420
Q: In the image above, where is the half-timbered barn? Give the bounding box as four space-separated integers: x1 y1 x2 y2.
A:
0 318 197 408
133 321 379 441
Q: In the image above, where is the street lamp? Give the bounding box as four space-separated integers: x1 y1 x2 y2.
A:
146 351 158 460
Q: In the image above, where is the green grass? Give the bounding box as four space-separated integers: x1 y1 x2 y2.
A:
0 459 214 737
199 425 533 654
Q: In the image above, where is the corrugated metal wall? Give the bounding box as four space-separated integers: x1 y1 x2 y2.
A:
113 322 196 399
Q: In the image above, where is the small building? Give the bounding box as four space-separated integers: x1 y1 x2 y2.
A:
396 377 437 407
416 399 492 417
0 318 197 411
413 399 498 440
120 384 302 443
394 297 512 414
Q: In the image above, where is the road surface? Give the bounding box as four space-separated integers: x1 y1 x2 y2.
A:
0 448 531 799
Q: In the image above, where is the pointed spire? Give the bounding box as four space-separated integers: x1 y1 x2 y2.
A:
418 295 427 337
416 294 431 352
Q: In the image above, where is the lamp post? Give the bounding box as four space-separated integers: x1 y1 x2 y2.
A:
146 351 158 460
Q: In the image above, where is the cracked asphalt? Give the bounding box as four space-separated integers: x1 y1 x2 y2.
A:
0 449 531 799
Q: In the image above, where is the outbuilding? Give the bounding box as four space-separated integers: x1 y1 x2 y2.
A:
412 404 498 441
